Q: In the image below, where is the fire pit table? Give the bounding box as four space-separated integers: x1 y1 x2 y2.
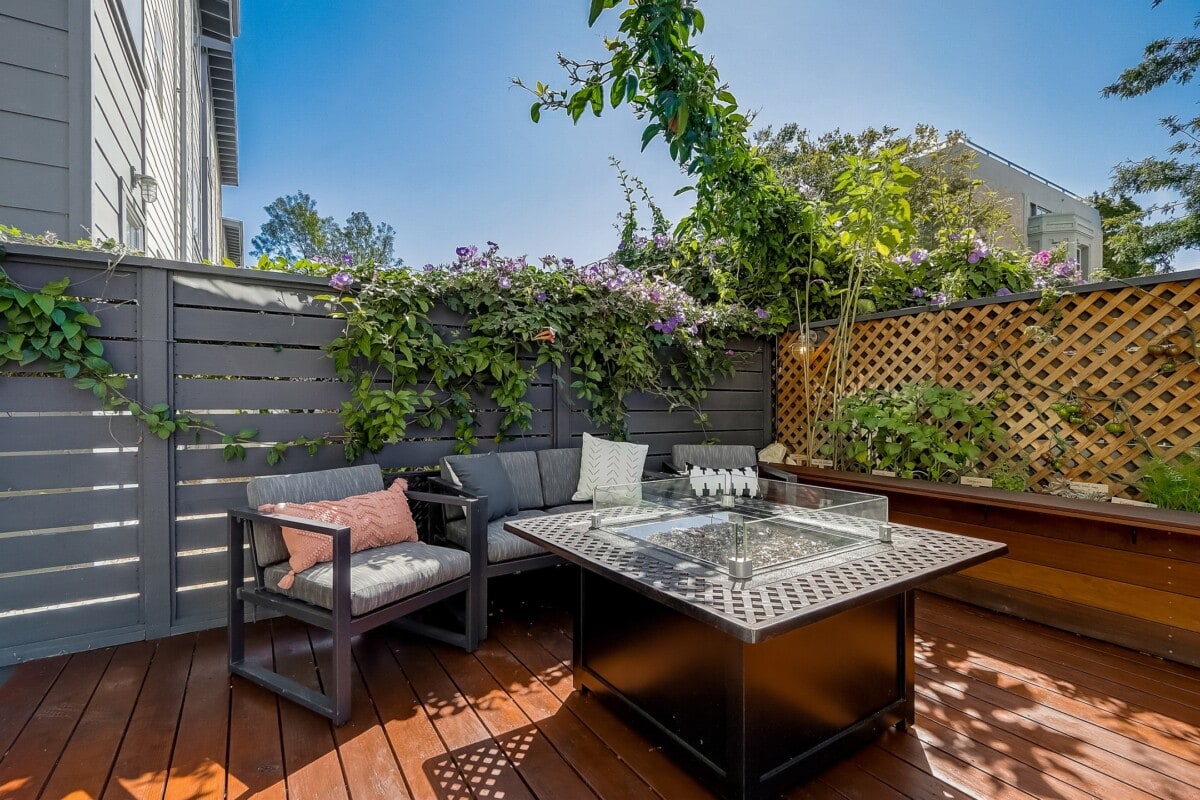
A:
504 476 1007 799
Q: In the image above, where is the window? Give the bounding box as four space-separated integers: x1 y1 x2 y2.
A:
121 181 145 252
154 17 166 112
1030 202 1052 217
1077 244 1090 273
120 0 143 53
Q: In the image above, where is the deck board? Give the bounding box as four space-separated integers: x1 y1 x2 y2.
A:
2 588 1198 800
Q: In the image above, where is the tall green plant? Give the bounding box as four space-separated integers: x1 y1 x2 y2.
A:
821 384 1004 482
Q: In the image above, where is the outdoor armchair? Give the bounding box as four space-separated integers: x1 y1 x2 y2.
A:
227 464 486 725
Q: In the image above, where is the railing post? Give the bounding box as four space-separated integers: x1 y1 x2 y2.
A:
138 265 176 638
552 359 572 449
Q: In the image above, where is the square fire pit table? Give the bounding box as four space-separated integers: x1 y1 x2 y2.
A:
504 476 1007 799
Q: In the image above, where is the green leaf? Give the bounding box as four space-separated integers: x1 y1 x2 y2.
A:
529 102 541 123
32 294 54 316
84 338 104 356
42 278 71 297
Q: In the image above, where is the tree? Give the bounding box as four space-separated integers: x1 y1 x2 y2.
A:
1088 193 1163 278
752 124 1016 249
1102 0 1200 267
250 191 399 269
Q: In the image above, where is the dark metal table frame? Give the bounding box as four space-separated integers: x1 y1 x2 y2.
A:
505 510 1007 800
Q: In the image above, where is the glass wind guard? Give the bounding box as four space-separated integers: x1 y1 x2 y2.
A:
591 477 889 577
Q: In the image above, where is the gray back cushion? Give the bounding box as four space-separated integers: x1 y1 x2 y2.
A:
537 448 582 507
245 464 385 567
443 452 518 520
441 451 544 510
672 444 758 471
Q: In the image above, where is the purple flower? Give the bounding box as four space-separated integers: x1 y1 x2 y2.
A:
616 241 627 251
911 287 925 298
486 240 499 248
1033 250 1052 267
996 287 1012 296
535 291 547 303
755 307 768 320
562 258 574 267
967 251 981 265
653 234 672 249
948 233 962 242
455 246 470 258
909 249 929 265
498 276 511 289
423 263 435 272
340 253 353 266
1052 262 1073 278
328 271 353 291
1034 277 1048 289
725 349 735 356
932 292 948 306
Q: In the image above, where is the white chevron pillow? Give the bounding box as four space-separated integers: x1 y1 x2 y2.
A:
572 432 649 502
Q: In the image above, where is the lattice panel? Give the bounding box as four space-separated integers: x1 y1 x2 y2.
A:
776 277 1200 497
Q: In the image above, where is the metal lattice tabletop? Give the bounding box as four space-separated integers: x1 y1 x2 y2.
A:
505 511 1006 642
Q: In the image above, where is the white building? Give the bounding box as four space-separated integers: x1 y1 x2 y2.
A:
0 0 241 263
948 140 1102 277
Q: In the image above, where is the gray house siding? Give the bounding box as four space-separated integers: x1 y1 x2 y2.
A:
89 0 144 245
0 1 71 235
1 0 234 259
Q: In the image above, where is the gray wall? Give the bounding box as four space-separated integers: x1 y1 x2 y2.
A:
0 244 772 665
0 1 73 236
0 1 231 261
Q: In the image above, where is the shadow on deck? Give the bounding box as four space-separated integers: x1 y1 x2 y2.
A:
1 573 1198 800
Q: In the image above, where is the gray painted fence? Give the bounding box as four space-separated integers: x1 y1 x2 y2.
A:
0 243 772 665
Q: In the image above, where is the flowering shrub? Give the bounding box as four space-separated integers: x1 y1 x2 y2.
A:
870 230 1032 312
320 242 763 457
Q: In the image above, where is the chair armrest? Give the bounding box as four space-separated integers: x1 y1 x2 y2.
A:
758 463 796 482
228 507 351 539
405 489 477 508
426 476 473 497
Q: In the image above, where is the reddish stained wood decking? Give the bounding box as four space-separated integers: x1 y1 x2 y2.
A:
1 589 1198 800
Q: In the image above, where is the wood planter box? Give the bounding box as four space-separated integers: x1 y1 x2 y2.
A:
775 466 1200 668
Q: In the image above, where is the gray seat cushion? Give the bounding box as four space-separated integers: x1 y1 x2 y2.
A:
246 465 386 567
671 444 758 471
537 448 582 507
445 508 550 563
263 540 470 616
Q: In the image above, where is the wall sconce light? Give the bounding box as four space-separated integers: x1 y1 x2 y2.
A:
131 170 159 205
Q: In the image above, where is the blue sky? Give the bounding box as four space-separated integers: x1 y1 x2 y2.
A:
223 1 1197 269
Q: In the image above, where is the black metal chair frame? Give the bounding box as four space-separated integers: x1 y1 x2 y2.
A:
227 489 487 725
427 477 567 638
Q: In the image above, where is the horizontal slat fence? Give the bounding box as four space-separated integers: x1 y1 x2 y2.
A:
776 271 1200 498
0 243 770 664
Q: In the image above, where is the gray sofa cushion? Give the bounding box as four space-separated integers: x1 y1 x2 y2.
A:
440 451 545 511
445 508 550 563
246 465 385 567
262 540 470 616
671 444 758 471
537 448 583 508
444 452 518 520
497 451 544 509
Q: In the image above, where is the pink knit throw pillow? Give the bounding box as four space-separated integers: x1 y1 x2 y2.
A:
258 478 417 590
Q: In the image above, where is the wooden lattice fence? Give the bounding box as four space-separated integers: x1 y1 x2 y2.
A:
776 271 1200 498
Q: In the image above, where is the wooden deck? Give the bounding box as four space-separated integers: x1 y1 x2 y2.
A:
2 584 1199 800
